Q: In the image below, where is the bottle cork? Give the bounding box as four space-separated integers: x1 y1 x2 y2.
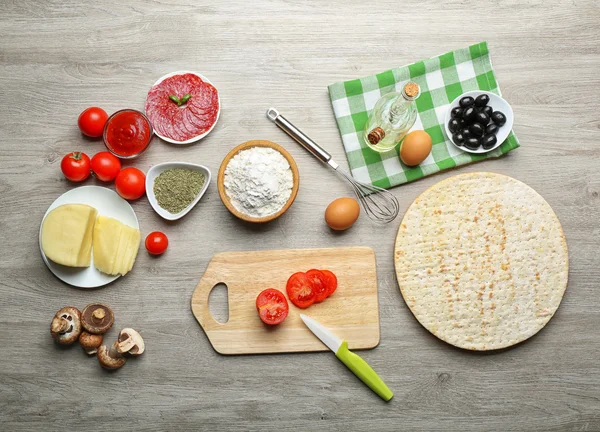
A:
404 82 420 98
367 127 385 145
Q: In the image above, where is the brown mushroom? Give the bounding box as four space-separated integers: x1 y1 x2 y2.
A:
97 341 126 370
79 331 103 355
81 303 114 334
116 328 145 356
50 306 82 345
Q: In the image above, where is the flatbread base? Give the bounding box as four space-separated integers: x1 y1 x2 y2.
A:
394 172 568 350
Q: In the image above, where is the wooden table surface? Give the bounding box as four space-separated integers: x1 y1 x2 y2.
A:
1 1 599 430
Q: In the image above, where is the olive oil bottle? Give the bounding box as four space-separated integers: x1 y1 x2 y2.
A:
363 82 420 153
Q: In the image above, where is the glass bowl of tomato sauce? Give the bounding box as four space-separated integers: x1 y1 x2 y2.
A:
103 109 153 159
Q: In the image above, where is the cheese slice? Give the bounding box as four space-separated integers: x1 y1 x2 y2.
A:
93 215 141 276
93 216 123 275
110 224 132 275
124 227 141 274
41 204 98 267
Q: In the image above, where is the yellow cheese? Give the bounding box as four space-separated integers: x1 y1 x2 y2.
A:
123 227 141 274
93 216 123 275
110 225 132 275
41 204 98 267
93 215 140 276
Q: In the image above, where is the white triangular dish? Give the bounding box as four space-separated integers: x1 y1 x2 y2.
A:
146 162 211 221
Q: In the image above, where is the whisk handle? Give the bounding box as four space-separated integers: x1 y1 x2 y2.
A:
266 108 331 164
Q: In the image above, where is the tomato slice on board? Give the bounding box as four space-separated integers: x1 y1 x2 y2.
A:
306 269 329 303
286 272 316 309
256 288 289 325
321 269 338 297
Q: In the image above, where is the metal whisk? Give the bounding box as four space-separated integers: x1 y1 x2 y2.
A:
267 108 400 223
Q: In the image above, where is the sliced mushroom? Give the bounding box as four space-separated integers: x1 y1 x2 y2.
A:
79 331 103 355
116 328 145 356
81 303 114 334
97 341 126 370
50 306 82 345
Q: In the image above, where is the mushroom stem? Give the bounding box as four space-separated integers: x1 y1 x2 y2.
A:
51 317 71 334
92 308 106 321
116 334 136 354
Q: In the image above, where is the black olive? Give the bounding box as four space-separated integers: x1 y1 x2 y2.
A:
482 106 493 117
491 111 507 126
474 111 490 125
475 94 490 107
462 106 477 122
485 123 499 135
469 122 484 137
448 119 461 133
451 107 463 119
482 134 498 149
459 96 475 108
452 133 465 145
461 128 472 138
464 137 480 150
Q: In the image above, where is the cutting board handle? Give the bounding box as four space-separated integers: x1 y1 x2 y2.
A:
191 277 225 332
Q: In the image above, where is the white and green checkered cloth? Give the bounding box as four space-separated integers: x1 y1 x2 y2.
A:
328 41 520 189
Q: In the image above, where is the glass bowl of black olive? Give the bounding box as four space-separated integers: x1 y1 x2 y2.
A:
444 90 514 154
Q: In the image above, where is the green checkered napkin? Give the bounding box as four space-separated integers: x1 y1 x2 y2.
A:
327 41 520 189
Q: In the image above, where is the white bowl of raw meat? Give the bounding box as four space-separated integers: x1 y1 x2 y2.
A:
145 71 220 145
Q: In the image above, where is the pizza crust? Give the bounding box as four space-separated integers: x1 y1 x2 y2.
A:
394 172 568 350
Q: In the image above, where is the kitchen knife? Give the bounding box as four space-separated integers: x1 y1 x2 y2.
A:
299 314 393 401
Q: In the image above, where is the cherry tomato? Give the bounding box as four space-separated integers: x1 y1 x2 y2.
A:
286 272 315 309
60 152 91 182
321 269 338 297
256 288 289 325
91 152 121 182
306 269 329 303
78 107 108 137
115 167 146 200
145 231 168 255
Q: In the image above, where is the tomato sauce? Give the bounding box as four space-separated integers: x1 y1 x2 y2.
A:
103 109 153 158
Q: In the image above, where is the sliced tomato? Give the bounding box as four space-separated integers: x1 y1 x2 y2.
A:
286 272 316 309
256 288 289 325
321 269 338 297
306 269 329 303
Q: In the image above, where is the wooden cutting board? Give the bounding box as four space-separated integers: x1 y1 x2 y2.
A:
191 247 380 355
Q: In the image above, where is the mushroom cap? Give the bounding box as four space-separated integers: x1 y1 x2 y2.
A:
97 342 126 370
50 306 82 345
81 303 114 334
116 328 145 356
79 331 103 355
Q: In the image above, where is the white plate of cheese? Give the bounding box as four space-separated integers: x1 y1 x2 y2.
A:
39 186 140 288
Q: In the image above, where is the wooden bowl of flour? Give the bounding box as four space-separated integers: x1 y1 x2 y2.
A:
217 140 299 223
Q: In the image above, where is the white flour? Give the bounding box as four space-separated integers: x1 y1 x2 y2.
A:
224 147 293 218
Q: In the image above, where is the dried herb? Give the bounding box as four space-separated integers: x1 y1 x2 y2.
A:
153 168 205 214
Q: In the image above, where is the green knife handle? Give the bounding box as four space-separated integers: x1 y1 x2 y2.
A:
335 341 394 401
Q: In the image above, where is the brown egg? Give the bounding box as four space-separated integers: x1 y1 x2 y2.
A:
399 130 432 166
325 197 360 231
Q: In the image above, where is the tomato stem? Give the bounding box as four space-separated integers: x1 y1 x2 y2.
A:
70 152 83 160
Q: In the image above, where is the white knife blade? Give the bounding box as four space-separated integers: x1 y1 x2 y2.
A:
300 314 343 353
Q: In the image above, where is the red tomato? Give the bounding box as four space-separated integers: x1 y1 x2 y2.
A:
91 152 121 182
306 269 329 303
321 269 338 297
115 167 146 200
145 231 168 255
256 288 289 325
286 272 316 309
60 152 91 182
78 107 108 137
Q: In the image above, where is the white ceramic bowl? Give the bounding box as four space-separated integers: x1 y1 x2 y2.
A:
444 90 514 154
147 70 221 145
146 162 211 221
